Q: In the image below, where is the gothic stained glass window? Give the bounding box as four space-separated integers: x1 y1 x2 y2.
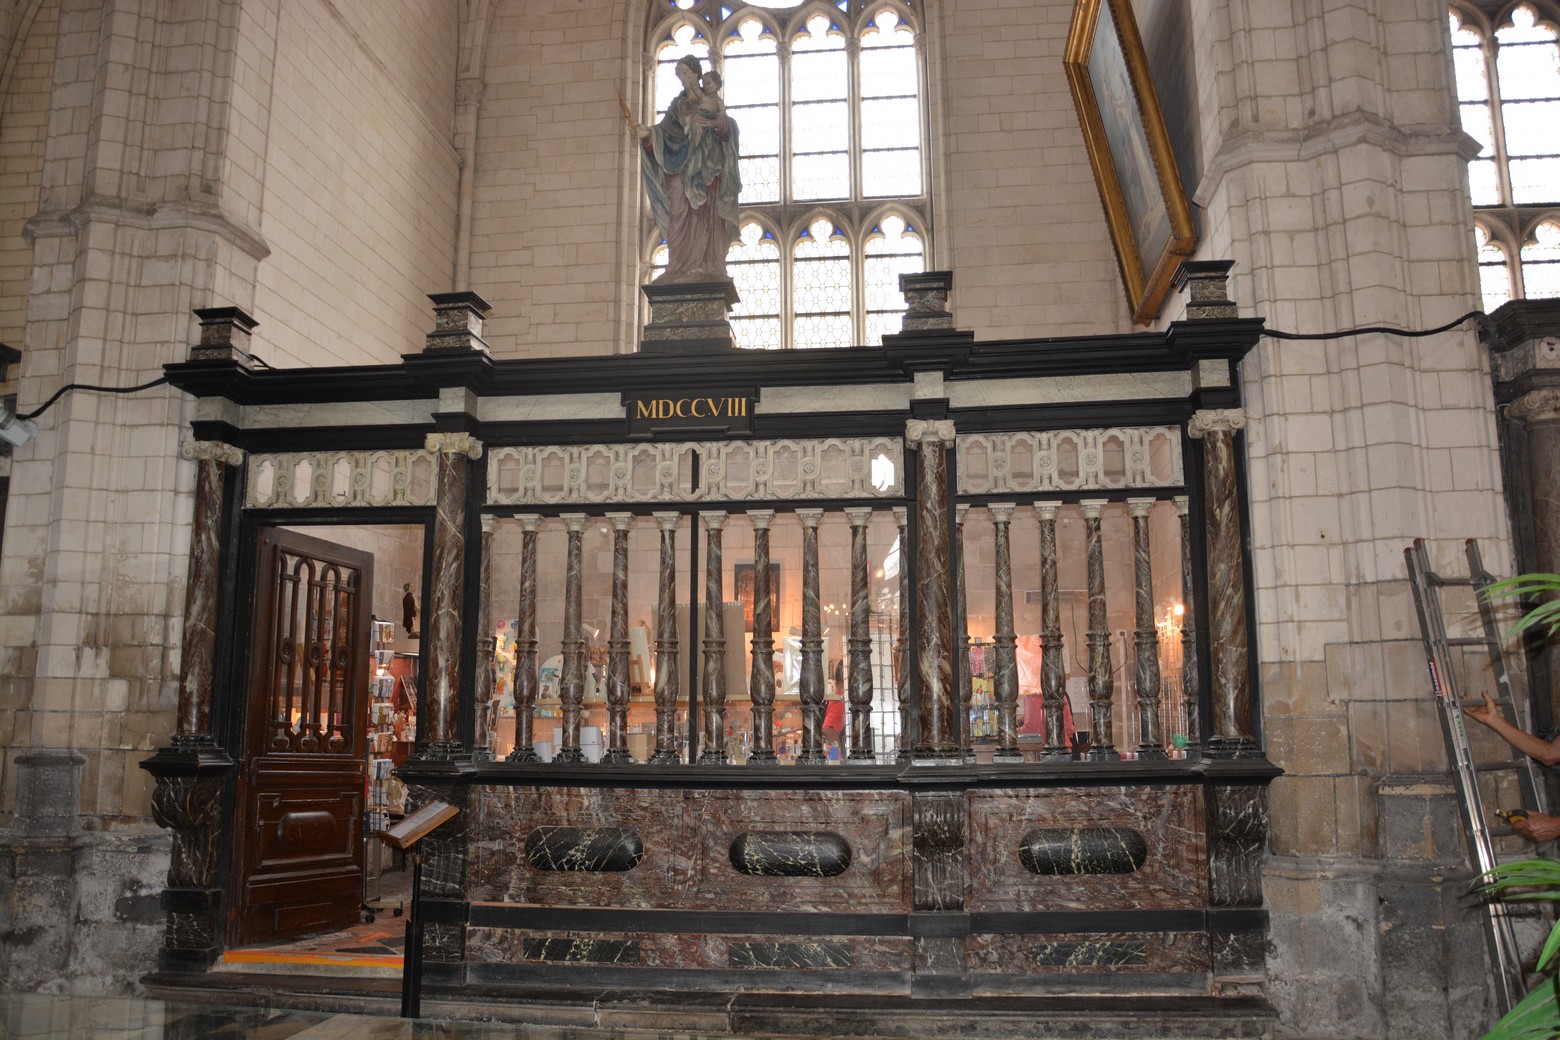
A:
644 1 930 350
1451 4 1560 302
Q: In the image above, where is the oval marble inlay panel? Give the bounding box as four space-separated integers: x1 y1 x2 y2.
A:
277 811 337 855
524 826 644 872
1018 827 1148 875
729 830 853 877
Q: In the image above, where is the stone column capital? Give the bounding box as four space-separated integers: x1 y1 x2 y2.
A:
1188 408 1247 439
1080 498 1107 520
796 507 824 529
1034 500 1062 521
701 510 728 531
425 431 484 459
1126 497 1156 517
955 502 970 523
456 77 484 108
844 506 873 526
561 512 587 534
653 511 680 532
1172 494 1190 515
892 505 908 523
987 502 1015 523
179 440 244 467
606 511 634 531
906 418 956 445
747 508 775 528
517 513 542 533
1508 387 1560 425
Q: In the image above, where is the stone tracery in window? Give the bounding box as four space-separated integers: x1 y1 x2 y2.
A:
1452 3 1560 302
644 1 929 349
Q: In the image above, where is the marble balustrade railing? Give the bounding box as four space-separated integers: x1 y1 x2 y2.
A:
489 494 1202 766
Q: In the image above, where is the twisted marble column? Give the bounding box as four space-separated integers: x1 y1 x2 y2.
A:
651 512 682 764
423 431 482 753
1174 496 1202 751
846 507 875 761
747 510 777 763
554 514 587 763
893 506 911 761
1081 499 1118 760
473 515 496 761
989 503 1020 760
143 439 243 971
700 511 729 764
1190 409 1255 755
603 513 633 764
908 419 958 759
1128 498 1167 759
508 515 542 762
797 508 826 765
175 440 245 741
955 503 973 759
1036 502 1068 760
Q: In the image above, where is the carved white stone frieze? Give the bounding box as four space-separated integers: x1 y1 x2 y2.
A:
486 437 904 506
956 427 1184 494
246 449 437 509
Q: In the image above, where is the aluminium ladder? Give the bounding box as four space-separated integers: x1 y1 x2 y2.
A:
1406 537 1546 1016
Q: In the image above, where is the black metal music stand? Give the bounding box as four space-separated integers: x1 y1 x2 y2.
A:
376 800 460 1019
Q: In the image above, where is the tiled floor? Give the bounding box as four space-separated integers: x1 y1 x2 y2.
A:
0 992 764 1040
217 870 412 978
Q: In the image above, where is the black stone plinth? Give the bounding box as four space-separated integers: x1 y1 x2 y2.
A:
640 278 741 353
190 307 258 366
425 291 492 353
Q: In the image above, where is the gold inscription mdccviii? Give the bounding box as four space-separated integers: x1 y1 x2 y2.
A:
634 397 750 420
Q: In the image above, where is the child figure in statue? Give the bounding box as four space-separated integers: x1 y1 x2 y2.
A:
636 55 743 282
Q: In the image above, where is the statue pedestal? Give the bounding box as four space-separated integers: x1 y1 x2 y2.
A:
640 278 740 353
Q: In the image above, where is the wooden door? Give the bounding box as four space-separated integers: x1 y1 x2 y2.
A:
233 527 372 946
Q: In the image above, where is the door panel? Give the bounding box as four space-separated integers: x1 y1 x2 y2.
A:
234 527 372 947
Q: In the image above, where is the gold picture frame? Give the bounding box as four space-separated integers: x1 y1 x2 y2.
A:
1064 0 1198 325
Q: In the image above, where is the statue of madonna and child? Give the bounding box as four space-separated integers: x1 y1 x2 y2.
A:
627 55 743 284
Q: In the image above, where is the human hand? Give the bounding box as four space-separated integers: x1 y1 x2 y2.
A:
1511 810 1560 843
635 124 651 140
1465 690 1499 728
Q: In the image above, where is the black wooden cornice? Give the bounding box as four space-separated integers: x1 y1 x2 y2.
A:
162 317 1266 407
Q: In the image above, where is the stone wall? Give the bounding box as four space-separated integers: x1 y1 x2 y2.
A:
0 0 463 995
1186 0 1514 1035
0 0 1532 1027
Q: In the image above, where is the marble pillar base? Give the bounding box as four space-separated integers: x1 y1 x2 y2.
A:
141 742 235 973
640 279 741 353
1207 736 1263 760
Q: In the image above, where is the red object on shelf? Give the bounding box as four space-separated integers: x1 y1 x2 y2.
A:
823 699 845 734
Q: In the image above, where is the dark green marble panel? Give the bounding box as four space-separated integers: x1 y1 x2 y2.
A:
518 937 641 963
1027 939 1149 967
524 826 644 872
728 940 853 969
728 830 852 877
1017 827 1148 875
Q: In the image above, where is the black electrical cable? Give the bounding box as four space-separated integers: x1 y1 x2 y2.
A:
13 346 270 422
17 375 170 422
1262 309 1486 341
6 312 1487 424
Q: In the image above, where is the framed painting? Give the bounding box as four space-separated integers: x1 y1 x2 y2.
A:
1064 0 1198 324
734 563 780 632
